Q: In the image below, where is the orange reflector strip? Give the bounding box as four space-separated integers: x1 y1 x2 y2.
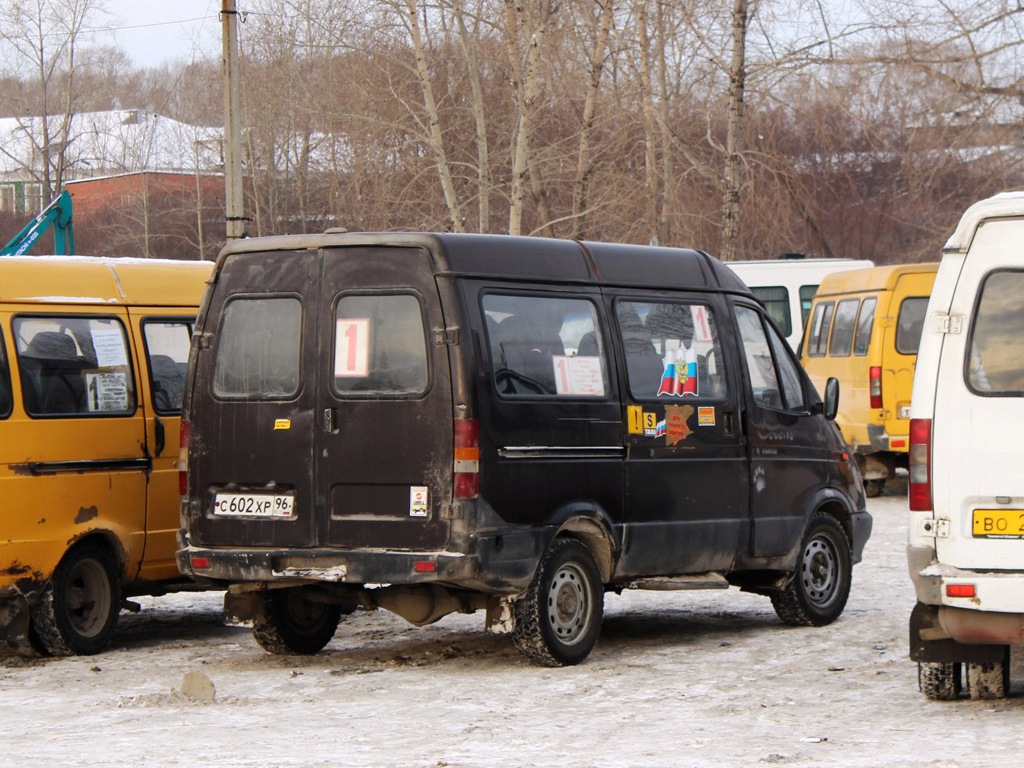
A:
414 561 437 573
454 446 479 461
946 583 975 598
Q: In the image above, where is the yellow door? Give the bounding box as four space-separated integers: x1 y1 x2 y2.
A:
127 308 197 582
3 306 148 584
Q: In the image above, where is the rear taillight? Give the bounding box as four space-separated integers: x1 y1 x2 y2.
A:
909 418 932 511
869 366 882 409
454 418 479 499
179 420 190 496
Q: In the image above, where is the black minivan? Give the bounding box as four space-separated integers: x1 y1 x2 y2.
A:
179 233 871 666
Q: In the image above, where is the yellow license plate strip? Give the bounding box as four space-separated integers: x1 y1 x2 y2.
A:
972 508 1024 538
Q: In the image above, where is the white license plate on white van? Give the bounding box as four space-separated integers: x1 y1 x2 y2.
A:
213 493 294 518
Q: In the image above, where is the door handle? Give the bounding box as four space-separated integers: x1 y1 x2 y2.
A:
323 408 336 433
154 416 165 456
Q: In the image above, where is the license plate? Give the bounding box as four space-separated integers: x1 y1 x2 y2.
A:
213 493 294 518
972 509 1024 538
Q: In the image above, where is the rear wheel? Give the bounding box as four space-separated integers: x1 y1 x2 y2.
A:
252 588 343 655
863 479 885 497
31 541 120 656
966 655 1010 700
919 661 962 700
512 539 603 667
772 513 852 627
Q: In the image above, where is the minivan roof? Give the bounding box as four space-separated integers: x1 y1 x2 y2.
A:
0 255 213 306
812 263 939 297
216 232 751 294
944 190 1024 254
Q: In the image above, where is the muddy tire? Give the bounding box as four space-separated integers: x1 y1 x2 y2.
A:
919 661 962 700
966 656 1010 700
512 539 603 667
252 588 343 655
771 513 852 627
30 541 120 656
863 479 885 498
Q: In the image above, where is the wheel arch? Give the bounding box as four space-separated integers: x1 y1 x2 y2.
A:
546 502 618 583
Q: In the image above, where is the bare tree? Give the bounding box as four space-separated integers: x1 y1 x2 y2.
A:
0 0 107 202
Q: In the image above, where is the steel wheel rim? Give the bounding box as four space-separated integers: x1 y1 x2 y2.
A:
546 562 592 646
801 534 839 608
66 558 112 638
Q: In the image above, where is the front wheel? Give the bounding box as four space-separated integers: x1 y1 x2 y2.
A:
512 538 603 667
771 513 852 627
252 587 343 655
30 541 121 656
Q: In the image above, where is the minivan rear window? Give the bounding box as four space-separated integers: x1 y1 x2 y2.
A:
895 297 928 355
332 293 428 396
967 270 1024 394
213 297 301 399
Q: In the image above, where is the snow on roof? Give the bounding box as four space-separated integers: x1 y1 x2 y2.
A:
0 109 224 180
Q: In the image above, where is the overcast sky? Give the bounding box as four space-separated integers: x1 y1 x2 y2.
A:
97 0 220 68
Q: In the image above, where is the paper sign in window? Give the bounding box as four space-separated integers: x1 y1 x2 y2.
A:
335 319 370 377
91 328 128 367
86 372 129 412
691 305 713 343
553 356 605 396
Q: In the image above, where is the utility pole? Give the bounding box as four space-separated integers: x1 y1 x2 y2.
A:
222 0 246 240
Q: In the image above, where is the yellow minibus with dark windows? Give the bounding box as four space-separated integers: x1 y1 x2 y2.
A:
0 256 211 655
801 263 937 497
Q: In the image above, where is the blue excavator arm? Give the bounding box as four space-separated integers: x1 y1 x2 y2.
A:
1 189 74 256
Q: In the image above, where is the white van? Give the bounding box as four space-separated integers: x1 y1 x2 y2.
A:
725 257 873 350
908 191 1024 700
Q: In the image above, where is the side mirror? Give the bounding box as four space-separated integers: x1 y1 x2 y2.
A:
823 377 840 421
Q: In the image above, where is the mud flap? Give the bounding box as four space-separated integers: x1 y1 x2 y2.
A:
909 601 1006 664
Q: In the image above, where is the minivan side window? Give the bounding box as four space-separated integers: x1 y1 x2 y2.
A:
805 301 834 357
853 297 876 355
143 320 194 414
14 316 136 417
748 286 790 338
483 294 607 398
737 305 807 412
213 297 301 399
967 270 1024 395
617 300 726 400
828 299 860 357
895 297 928 355
333 293 428 396
0 332 11 418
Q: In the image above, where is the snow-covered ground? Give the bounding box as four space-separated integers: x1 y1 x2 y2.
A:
3 479 1023 767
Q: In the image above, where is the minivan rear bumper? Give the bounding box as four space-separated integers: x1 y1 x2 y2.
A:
178 537 542 594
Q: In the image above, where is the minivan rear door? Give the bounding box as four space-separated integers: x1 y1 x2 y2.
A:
190 246 452 552
933 222 1024 569
881 273 932 441
317 246 452 550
